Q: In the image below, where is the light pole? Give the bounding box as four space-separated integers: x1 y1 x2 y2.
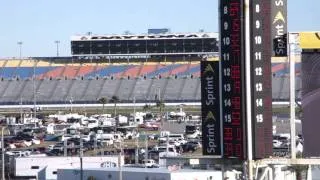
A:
135 133 139 164
69 97 74 112
55 40 60 57
118 141 123 180
79 133 83 180
2 127 4 180
289 36 296 159
19 97 23 124
133 96 136 117
2 126 8 180
157 87 160 102
17 41 23 60
144 132 148 160
33 65 37 120
87 32 93 63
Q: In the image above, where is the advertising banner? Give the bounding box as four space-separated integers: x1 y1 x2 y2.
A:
201 61 221 156
299 32 320 49
271 0 287 57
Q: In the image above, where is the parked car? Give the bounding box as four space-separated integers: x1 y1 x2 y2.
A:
181 141 200 152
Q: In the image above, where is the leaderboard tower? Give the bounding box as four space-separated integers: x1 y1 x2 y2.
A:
220 0 273 159
201 0 273 159
219 0 273 159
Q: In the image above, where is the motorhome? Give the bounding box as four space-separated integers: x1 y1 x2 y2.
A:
129 114 144 126
61 128 80 141
152 145 177 153
185 124 201 139
116 126 139 140
159 133 185 142
96 133 114 146
82 118 99 128
48 113 85 123
100 117 115 126
168 106 186 121
116 115 128 125
46 123 71 135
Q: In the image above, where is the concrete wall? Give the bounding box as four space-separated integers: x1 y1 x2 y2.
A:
57 168 222 180
14 156 123 179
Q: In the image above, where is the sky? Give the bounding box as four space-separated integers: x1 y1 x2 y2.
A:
0 0 319 57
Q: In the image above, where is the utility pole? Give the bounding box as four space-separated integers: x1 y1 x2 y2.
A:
135 134 139 164
70 97 73 112
80 133 83 180
19 97 23 124
133 96 136 118
289 36 296 159
94 135 97 155
2 127 5 180
157 87 160 102
144 133 148 160
17 41 24 122
118 141 123 180
64 139 67 157
33 59 37 120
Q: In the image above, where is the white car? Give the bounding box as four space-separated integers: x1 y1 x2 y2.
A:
48 144 55 150
142 159 157 168
273 140 282 148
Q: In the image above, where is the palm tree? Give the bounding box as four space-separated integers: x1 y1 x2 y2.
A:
155 99 165 129
110 95 119 116
143 104 151 112
97 97 108 114
109 96 120 128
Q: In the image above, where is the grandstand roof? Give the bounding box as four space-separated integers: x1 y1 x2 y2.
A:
71 32 218 41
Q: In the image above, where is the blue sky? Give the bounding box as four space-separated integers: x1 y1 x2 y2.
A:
0 0 319 57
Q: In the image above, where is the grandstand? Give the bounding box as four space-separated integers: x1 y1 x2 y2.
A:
0 57 301 105
0 32 302 105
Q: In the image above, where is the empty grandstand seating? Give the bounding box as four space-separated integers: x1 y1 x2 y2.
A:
99 79 120 99
82 79 104 101
86 65 129 78
0 57 302 105
145 63 180 78
180 79 199 101
50 80 73 102
163 79 185 100
176 63 200 77
77 65 97 77
138 63 158 77
67 79 90 101
131 79 152 101
61 66 80 78
122 64 141 78
2 59 300 80
116 80 139 101
5 60 21 67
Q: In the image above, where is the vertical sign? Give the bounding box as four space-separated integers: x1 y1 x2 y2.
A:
250 0 273 159
220 0 246 159
201 61 221 156
271 0 287 56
